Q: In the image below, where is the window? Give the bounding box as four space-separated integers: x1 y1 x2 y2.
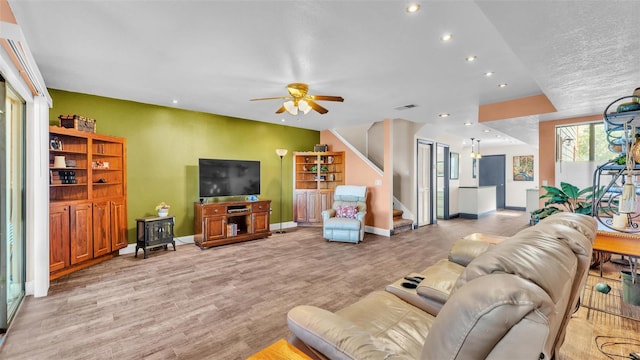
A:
556 122 611 163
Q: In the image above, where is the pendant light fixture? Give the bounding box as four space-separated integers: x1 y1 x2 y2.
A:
470 138 482 159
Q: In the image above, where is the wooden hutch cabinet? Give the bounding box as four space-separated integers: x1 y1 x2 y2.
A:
293 151 344 226
48 126 127 280
193 200 271 248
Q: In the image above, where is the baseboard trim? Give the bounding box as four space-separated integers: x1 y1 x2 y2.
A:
504 206 525 211
365 225 390 237
25 282 34 296
269 221 298 232
459 210 496 219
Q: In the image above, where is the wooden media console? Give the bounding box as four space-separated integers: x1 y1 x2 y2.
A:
193 200 271 249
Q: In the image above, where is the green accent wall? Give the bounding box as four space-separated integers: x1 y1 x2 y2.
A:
48 89 319 242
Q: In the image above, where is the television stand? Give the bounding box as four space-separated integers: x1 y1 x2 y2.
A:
193 200 271 249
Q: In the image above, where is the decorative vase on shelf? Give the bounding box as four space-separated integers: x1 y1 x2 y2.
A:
157 208 169 217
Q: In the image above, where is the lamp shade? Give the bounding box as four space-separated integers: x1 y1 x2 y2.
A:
298 100 312 114
275 148 288 157
283 100 298 115
53 156 66 168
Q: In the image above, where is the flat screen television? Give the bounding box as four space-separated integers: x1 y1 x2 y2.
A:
199 158 261 198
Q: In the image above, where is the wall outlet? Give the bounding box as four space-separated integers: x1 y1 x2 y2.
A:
374 179 382 186
542 180 548 186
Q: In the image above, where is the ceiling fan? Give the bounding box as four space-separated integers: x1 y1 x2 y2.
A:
250 83 344 115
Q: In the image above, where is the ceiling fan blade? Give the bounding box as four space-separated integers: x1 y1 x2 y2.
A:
275 105 286 114
311 95 344 102
249 96 289 101
307 100 328 114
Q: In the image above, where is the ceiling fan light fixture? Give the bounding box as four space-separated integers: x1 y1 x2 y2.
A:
252 83 342 115
283 100 298 115
298 100 312 114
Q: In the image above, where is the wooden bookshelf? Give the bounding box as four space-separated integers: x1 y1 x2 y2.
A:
48 126 128 279
293 151 344 226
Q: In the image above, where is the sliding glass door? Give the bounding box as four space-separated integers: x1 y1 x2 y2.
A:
0 74 26 331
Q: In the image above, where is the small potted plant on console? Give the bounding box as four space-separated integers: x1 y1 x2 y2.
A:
155 202 170 217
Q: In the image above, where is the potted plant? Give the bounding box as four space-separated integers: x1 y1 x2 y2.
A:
155 202 170 217
538 182 600 215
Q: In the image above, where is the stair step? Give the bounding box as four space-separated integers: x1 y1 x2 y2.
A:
392 209 403 218
392 218 413 235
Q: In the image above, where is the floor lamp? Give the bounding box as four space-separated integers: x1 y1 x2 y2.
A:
275 148 288 233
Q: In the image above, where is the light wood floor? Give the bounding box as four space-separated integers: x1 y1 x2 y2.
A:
1 210 639 359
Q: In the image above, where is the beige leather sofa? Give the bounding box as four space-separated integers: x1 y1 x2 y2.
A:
287 212 597 360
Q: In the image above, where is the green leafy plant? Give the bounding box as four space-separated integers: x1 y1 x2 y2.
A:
536 182 603 217
310 165 329 172
530 206 562 219
532 182 605 222
539 182 595 214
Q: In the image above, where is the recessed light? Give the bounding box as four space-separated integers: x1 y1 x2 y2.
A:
438 113 450 118
483 129 491 133
498 83 508 88
484 71 494 77
441 33 453 42
465 56 477 62
281 119 286 122
172 99 178 104
406 3 420 13
464 122 472 126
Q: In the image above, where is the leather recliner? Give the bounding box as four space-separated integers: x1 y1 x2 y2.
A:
387 211 598 318
287 212 597 360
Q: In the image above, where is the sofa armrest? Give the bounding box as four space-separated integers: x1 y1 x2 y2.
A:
448 239 493 266
322 209 336 221
415 259 466 304
287 305 388 360
355 211 365 222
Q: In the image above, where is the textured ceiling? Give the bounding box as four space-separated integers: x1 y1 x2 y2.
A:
8 0 640 147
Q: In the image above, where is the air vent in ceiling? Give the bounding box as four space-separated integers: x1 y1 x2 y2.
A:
395 104 418 111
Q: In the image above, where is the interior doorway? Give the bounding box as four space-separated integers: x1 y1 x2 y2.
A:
416 139 433 226
436 143 450 220
479 154 506 209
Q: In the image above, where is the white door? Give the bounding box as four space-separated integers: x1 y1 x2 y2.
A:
417 141 432 226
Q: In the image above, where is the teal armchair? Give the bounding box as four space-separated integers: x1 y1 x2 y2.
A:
322 185 367 243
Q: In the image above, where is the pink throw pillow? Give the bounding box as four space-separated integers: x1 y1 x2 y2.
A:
336 205 358 219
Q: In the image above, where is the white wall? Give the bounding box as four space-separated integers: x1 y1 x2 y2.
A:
335 123 370 155
393 119 418 218
368 122 384 170
555 161 598 190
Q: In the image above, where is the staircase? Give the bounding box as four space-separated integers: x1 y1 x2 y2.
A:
392 209 413 235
